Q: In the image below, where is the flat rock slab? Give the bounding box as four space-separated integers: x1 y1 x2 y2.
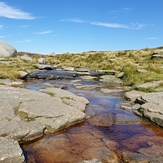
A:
99 75 123 84
0 85 89 162
124 90 146 102
136 80 163 89
0 86 88 140
0 137 24 163
124 90 163 127
138 92 163 127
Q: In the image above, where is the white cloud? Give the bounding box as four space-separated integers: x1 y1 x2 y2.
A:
0 2 35 20
91 22 144 30
90 21 129 29
90 22 145 29
61 18 86 23
61 18 144 30
35 30 53 35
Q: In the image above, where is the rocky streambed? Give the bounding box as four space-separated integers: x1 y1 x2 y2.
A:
0 68 163 163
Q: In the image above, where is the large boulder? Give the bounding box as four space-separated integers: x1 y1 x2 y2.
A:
0 40 17 57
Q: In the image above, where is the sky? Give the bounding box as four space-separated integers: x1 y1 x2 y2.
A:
0 0 163 54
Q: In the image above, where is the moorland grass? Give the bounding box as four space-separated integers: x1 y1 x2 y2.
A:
0 48 163 91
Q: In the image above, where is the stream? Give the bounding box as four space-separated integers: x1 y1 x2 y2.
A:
21 69 163 163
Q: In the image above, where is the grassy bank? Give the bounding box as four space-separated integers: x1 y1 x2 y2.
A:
46 47 163 89
0 47 163 90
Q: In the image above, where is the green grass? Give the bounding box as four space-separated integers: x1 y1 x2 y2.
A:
0 47 163 91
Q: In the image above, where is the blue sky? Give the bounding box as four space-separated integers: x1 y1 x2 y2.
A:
0 0 163 54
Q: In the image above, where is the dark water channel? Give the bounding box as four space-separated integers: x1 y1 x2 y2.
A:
21 70 163 163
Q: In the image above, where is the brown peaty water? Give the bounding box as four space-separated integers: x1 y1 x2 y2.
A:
21 88 163 163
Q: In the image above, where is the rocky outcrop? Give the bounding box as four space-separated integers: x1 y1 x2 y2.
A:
124 90 163 127
136 92 163 127
152 49 163 59
0 40 17 57
0 85 88 161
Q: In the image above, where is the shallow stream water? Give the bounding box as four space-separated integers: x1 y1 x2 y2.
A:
21 70 163 163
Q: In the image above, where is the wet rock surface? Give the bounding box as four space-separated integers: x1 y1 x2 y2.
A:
1 69 163 162
125 90 163 127
0 82 88 162
22 70 163 162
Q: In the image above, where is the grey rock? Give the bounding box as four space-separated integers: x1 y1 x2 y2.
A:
152 54 163 58
132 104 141 110
0 58 6 61
119 102 133 110
0 40 17 57
20 54 32 61
0 79 24 87
98 70 117 75
38 58 46 64
109 58 116 62
17 71 28 79
76 71 90 75
136 80 163 89
152 49 163 59
75 84 97 90
75 67 90 72
0 86 88 140
0 85 89 162
137 69 148 73
99 75 123 84
101 88 123 94
137 92 163 127
124 90 146 102
80 76 97 80
62 66 74 71
39 87 89 110
35 64 52 70
0 61 14 65
0 137 24 163
116 72 124 78
0 79 11 85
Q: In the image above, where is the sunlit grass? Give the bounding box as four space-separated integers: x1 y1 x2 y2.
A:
0 48 163 90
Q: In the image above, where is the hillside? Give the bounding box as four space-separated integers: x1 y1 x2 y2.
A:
0 46 163 91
